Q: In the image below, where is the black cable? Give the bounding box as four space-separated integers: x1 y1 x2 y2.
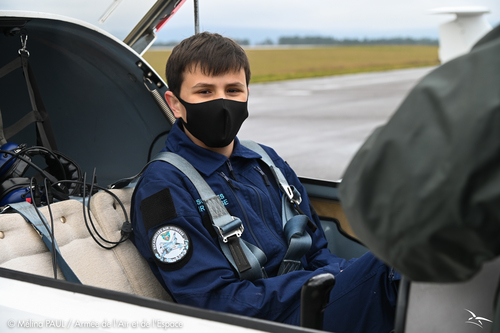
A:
84 168 124 245
0 151 131 251
0 149 58 183
0 148 119 213
80 173 127 250
147 130 170 162
56 180 130 227
23 146 67 180
81 173 112 249
0 147 129 250
0 146 67 180
44 177 57 280
29 177 57 280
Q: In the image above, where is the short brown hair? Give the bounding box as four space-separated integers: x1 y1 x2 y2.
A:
165 32 251 98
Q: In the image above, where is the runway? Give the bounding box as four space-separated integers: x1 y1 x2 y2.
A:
238 66 435 181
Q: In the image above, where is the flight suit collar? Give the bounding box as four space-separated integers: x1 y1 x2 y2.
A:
165 121 262 177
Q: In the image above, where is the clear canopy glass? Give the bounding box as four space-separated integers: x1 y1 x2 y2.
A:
2 0 159 40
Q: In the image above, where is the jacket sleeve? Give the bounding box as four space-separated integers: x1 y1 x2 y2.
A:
132 163 342 322
338 26 500 283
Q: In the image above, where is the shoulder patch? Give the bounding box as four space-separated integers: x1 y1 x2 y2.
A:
140 187 177 231
151 225 192 271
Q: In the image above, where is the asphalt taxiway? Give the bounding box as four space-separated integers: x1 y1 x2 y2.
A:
238 67 435 181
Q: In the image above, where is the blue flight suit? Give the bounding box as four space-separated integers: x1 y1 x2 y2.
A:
131 121 399 333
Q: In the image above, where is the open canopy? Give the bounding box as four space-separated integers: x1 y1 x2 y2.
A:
0 11 173 185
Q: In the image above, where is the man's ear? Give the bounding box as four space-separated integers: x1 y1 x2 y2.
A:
165 91 183 119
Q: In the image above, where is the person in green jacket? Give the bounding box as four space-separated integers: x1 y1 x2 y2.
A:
340 24 500 283
339 24 500 330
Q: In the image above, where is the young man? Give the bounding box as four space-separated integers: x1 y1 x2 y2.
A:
131 32 399 333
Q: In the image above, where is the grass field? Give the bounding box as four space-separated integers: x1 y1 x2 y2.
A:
143 45 439 84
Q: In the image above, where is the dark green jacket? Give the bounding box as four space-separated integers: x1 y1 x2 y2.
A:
339 25 500 283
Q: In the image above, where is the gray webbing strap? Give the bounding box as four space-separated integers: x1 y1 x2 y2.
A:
111 153 266 281
240 140 312 275
153 152 266 281
112 141 312 279
0 53 58 149
0 57 22 145
0 109 6 146
4 111 40 140
0 57 21 80
5 202 81 284
240 140 297 203
20 53 56 151
153 153 234 234
278 196 312 274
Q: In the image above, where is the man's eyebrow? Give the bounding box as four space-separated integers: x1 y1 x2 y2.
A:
227 82 246 87
191 82 246 88
191 82 215 88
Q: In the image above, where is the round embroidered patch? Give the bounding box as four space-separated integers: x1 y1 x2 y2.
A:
151 225 190 264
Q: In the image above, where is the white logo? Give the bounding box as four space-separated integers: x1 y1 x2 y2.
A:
151 226 189 264
465 309 493 329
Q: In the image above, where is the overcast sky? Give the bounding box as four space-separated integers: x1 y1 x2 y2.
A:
3 0 500 44
158 0 500 43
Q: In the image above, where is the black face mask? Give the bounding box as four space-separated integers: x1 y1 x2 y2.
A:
177 97 248 148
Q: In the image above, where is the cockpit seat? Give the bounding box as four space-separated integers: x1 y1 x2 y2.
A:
0 188 172 302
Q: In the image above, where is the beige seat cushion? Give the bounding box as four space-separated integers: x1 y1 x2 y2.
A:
90 188 171 301
0 188 171 302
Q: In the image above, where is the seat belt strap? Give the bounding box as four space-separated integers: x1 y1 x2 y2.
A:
112 141 312 279
240 140 313 275
240 140 298 203
152 152 266 281
111 153 267 281
4 202 81 284
278 206 312 275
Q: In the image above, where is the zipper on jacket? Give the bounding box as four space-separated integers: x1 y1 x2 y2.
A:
245 182 287 248
254 166 270 186
218 172 263 250
226 160 238 180
219 171 239 190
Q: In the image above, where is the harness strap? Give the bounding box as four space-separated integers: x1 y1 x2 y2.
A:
0 57 23 145
240 140 298 203
153 152 266 281
20 53 58 150
4 111 41 140
112 140 312 279
279 213 312 275
0 110 6 146
0 57 21 80
0 47 58 149
4 202 81 284
111 152 267 281
241 140 313 275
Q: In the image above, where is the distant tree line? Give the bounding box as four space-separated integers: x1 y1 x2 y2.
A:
155 38 250 47
277 36 438 45
154 36 438 47
233 38 250 45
